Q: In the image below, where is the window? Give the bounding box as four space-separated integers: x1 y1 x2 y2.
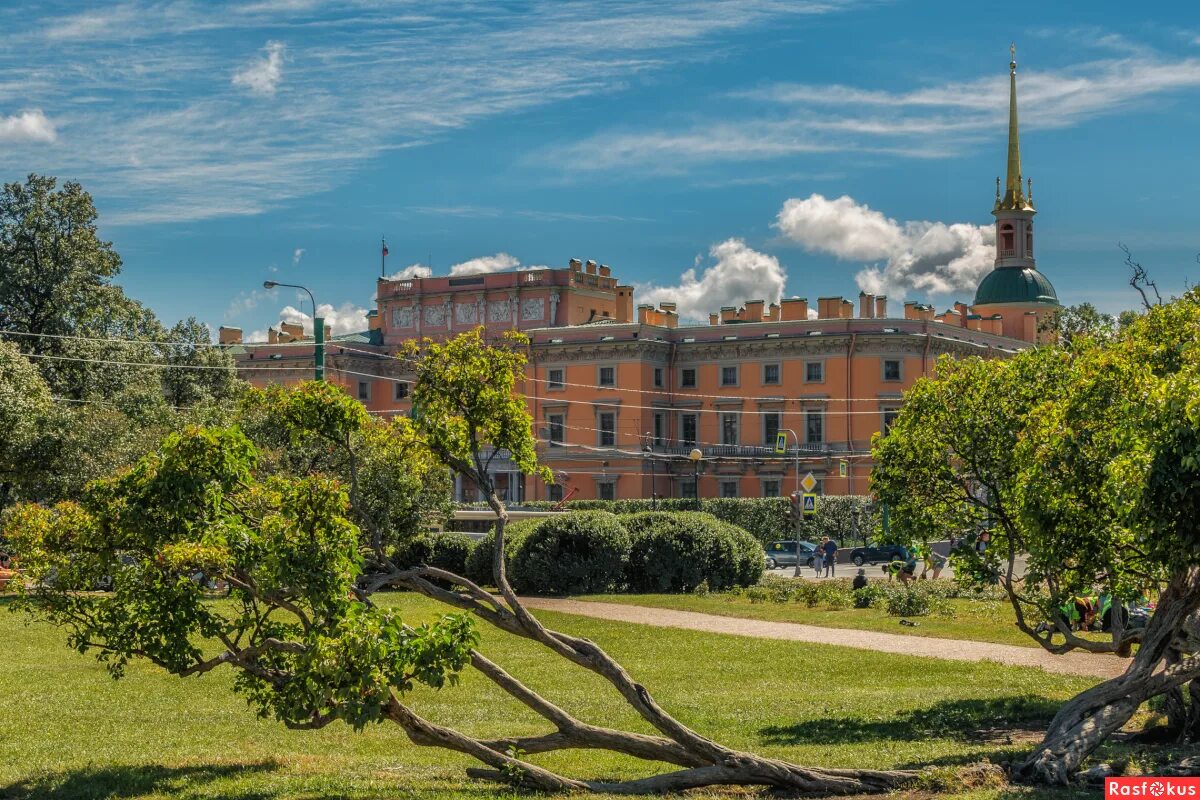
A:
680 413 697 446
805 410 824 444
653 367 664 388
598 482 616 501
548 368 564 389
1026 225 1033 255
763 412 781 446
881 408 901 435
680 367 697 388
805 361 824 383
882 359 902 382
598 366 615 386
762 479 781 498
547 414 565 447
721 365 738 386
721 413 738 445
763 363 780 385
394 382 409 400
598 412 616 447
548 484 564 502
682 481 697 500
1001 223 1014 251
721 480 739 498
357 381 370 401
653 412 667 446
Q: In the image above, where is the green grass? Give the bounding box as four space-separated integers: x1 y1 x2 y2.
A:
0 592 1139 800
571 593 1064 649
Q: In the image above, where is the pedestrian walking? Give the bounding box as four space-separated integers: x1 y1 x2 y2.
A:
822 537 838 577
811 546 824 578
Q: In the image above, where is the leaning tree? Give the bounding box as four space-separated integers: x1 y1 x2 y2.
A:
8 328 912 795
873 291 1200 784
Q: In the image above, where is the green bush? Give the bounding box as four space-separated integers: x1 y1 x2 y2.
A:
464 518 542 586
509 511 631 595
392 532 475 576
621 512 764 592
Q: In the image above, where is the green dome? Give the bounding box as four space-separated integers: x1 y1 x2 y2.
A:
973 267 1059 306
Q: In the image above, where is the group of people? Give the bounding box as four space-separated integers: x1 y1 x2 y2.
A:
804 537 840 578
882 544 948 585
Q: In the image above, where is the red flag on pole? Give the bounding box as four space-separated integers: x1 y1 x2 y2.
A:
381 238 389 257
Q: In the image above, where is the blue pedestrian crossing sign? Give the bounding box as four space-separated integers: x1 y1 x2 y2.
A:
774 431 788 454
801 493 817 517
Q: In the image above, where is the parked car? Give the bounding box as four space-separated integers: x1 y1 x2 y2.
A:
849 544 909 566
764 540 818 569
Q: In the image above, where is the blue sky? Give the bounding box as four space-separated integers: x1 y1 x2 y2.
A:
3 1 1199 338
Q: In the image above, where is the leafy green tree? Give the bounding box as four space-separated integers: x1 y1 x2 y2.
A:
874 292 1200 783
1038 302 1118 350
0 342 52 508
12 331 913 795
159 317 240 407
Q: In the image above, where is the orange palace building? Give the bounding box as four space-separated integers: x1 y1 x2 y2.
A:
225 51 1059 503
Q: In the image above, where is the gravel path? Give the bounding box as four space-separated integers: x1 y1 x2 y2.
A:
521 597 1125 679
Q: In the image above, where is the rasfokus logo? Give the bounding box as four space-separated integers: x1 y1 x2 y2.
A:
1107 778 1200 797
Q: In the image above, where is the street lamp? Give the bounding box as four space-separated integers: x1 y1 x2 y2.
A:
263 280 324 381
643 432 657 510
688 447 703 510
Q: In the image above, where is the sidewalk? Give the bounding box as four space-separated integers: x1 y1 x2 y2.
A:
520 597 1125 679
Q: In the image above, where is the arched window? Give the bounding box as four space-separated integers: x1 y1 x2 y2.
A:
1000 223 1014 252
1026 224 1033 256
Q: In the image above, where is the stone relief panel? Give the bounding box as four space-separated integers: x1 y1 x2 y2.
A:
488 299 511 323
391 306 414 328
521 297 545 321
423 304 446 327
455 302 478 325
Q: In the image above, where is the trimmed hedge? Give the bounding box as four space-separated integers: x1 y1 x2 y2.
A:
393 532 475 575
622 511 763 592
509 511 631 595
463 518 541 586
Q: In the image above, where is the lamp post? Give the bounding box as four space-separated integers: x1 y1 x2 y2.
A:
688 447 703 510
263 280 323 381
642 433 657 510
780 427 801 495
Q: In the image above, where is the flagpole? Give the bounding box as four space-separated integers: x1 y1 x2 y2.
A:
380 236 385 277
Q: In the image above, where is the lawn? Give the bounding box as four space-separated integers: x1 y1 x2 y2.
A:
0 592 1151 800
571 593 1064 649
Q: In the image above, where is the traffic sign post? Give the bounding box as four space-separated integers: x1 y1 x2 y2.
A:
839 460 848 478
802 493 817 518
800 472 817 493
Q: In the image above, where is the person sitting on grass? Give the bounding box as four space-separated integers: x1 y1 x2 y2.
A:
852 568 868 591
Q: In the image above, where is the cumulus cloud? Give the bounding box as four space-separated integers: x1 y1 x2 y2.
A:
0 109 57 143
636 239 787 322
448 252 520 276
279 301 369 336
292 247 304 265
775 193 994 298
232 41 286 96
387 263 433 280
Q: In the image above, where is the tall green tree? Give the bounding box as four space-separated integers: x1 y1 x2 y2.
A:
874 291 1200 783
0 342 52 508
159 317 239 408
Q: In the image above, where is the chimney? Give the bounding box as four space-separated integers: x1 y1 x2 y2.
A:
585 260 597 274
663 311 679 329
638 304 654 325
986 314 1005 335
709 312 719 326
615 285 634 323
598 264 611 277
720 306 738 324
367 310 381 331
767 303 780 322
858 292 875 319
744 300 765 322
904 301 919 320
938 308 961 326
659 302 677 313
569 258 583 271
1023 311 1038 342
817 297 843 319
840 299 854 318
218 326 243 345
268 327 279 344
917 304 936 322
779 298 808 321
875 295 887 318
954 301 970 321
280 322 304 341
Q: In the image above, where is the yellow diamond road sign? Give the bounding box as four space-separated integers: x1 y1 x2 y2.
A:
800 472 817 493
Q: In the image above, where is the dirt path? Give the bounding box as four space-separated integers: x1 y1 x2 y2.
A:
521 597 1125 679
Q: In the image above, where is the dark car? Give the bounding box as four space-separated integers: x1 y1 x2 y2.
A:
764 540 818 569
849 544 909 566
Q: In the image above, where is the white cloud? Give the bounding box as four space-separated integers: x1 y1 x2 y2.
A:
636 238 786 322
775 193 994 298
232 41 286 96
448 252 520 276
224 288 269 320
246 328 269 343
279 301 369 336
292 248 304 265
0 109 56 143
387 263 433 280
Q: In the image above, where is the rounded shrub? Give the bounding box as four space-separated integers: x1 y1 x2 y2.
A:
622 511 764 593
393 532 476 576
464 518 542 587
509 511 631 595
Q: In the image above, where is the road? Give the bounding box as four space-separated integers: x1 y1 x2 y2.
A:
769 541 1029 582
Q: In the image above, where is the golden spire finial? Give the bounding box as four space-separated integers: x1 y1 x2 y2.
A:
995 43 1033 212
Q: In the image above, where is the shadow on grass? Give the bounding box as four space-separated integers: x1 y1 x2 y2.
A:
0 761 279 800
761 695 1059 746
